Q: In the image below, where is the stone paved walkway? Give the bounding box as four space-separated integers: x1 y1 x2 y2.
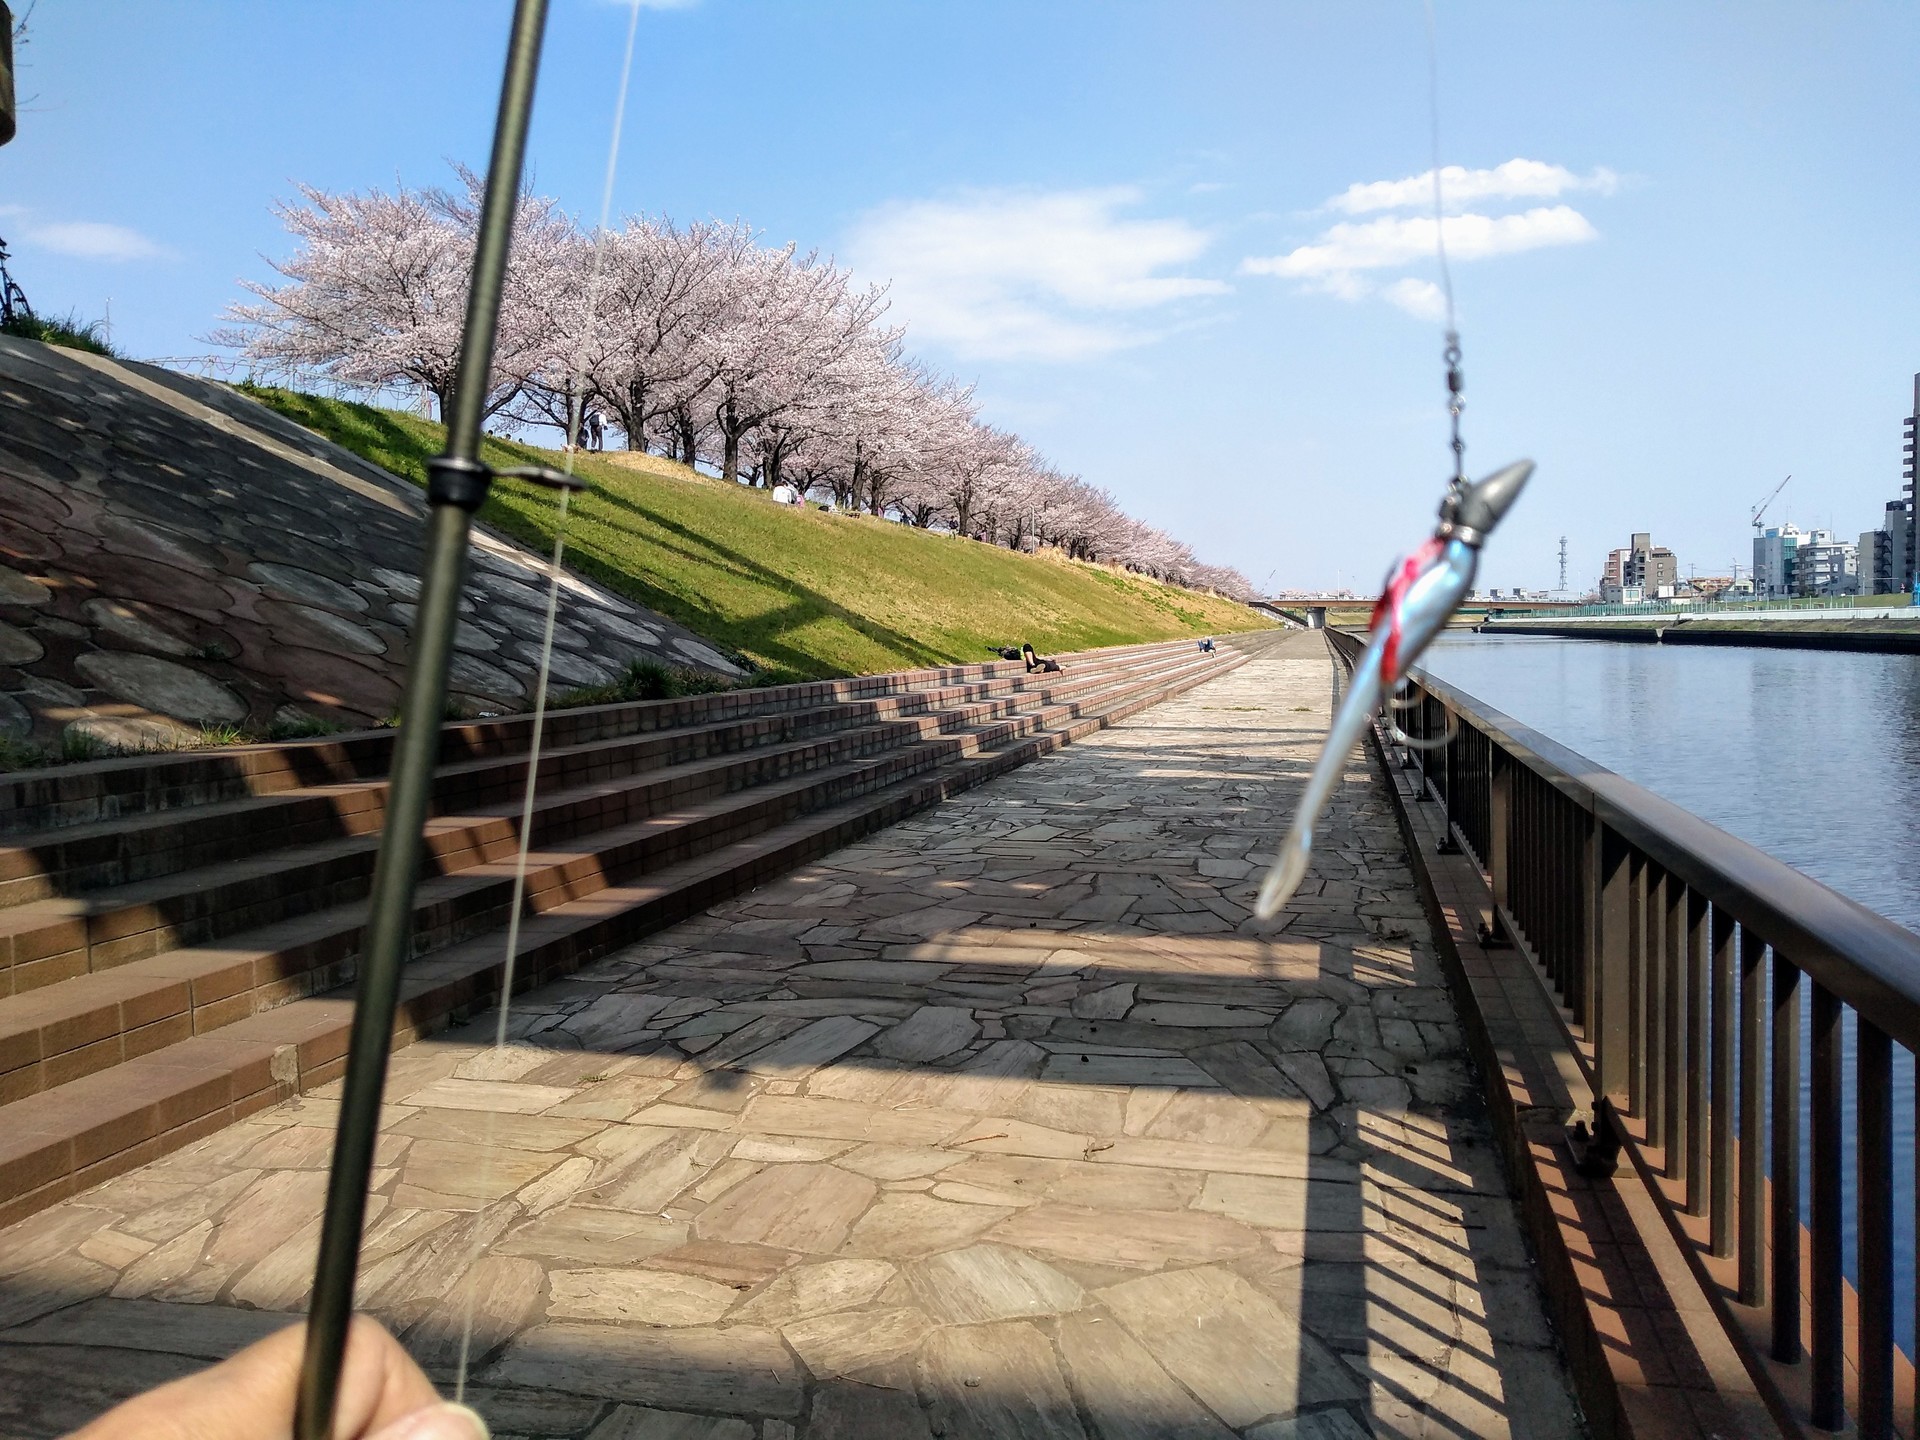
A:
0 631 1583 1439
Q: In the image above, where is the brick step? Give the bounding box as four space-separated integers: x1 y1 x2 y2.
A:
0 639 1194 839
0 643 1244 1225
0 652 1177 983
0 646 1183 903
0 650 1231 1108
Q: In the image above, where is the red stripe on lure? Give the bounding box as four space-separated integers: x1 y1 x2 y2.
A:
1370 535 1445 685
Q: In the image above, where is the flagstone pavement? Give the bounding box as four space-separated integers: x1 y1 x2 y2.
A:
0 630 1584 1439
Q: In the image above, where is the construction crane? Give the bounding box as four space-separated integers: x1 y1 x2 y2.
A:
1750 474 1791 532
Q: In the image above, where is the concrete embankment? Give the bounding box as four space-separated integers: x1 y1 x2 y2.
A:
1478 615 1920 654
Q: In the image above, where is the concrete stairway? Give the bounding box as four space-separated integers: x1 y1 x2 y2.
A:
0 637 1251 1225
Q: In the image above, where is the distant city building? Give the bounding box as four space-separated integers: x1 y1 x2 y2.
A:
1858 499 1911 597
1753 522 1806 599
1904 374 1917 594
1691 575 1737 601
1791 530 1858 597
1599 531 1679 603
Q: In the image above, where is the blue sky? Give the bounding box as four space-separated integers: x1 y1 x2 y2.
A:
4 1 1917 594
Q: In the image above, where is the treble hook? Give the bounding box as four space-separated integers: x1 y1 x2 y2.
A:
1256 459 1531 919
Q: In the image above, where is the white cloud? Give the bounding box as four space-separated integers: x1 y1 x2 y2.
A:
1327 159 1618 215
21 220 169 262
1245 206 1597 279
1243 157 1612 316
846 187 1227 362
1381 277 1447 321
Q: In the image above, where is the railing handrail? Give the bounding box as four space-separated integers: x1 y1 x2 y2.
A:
1330 624 1920 1435
1491 592 1918 620
1332 628 1920 1050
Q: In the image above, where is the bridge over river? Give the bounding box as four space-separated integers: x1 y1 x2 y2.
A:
0 629 1888 1439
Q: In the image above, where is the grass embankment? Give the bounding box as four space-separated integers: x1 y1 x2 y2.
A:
1 313 116 355
239 386 1269 681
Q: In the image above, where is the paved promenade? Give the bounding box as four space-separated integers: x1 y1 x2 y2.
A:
0 632 1582 1439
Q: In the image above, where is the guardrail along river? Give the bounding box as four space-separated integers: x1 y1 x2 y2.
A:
1419 631 1920 1355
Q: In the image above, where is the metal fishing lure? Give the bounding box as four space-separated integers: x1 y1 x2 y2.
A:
1254 459 1531 920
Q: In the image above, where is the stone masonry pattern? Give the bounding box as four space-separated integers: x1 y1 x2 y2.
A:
0 338 742 748
0 633 1584 1438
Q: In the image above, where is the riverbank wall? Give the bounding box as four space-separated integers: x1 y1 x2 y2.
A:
1478 611 1920 654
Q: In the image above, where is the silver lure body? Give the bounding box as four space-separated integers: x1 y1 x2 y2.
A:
1255 460 1532 920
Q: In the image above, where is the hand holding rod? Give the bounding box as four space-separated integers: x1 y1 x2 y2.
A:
295 3 551 1435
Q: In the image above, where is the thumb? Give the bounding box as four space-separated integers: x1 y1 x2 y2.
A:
366 1402 490 1440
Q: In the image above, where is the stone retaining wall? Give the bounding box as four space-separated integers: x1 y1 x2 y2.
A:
0 338 744 748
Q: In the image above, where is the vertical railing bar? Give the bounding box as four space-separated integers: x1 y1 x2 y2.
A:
1771 953 1801 1363
1569 801 1582 1010
1664 873 1685 1179
1566 802 1582 1013
1648 861 1666 1141
1858 1018 1893 1440
1595 823 1629 1102
1581 809 1600 1036
1737 927 1764 1303
1709 903 1734 1248
1809 981 1844 1430
1543 794 1559 998
1629 852 1646 1119
1513 770 1526 940
1687 890 1709 1215
1529 777 1542 973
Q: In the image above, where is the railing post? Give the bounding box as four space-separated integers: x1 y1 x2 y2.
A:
1663 873 1686 1177
1809 981 1843 1430
1857 1018 1893 1440
1488 750 1512 936
1437 703 1461 853
1628 853 1647 1120
1686 889 1709 1214
1708 903 1733 1248
1593 824 1630 1103
1646 865 1667 1150
1771 954 1801 1363
1737 928 1764 1303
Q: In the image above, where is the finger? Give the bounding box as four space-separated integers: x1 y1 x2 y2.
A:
331 1315 447 1436
366 1404 490 1440
64 1314 443 1440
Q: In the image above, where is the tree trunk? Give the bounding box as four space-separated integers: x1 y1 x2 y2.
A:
624 378 648 452
721 400 740 485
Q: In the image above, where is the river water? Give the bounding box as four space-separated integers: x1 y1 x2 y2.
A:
1417 633 1920 1352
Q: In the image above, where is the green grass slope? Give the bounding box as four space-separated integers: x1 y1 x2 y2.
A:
240 386 1271 680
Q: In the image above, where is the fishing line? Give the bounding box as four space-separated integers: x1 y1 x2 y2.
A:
1422 0 1458 341
451 0 644 1400
1422 0 1467 489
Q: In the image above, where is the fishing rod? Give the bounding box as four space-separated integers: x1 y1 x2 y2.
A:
293 2 586 1433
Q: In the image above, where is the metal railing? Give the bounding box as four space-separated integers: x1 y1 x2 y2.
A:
1506 592 1916 620
1327 626 1920 1437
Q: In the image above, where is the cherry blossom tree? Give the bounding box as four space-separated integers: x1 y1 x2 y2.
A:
219 170 562 422
221 168 1256 602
